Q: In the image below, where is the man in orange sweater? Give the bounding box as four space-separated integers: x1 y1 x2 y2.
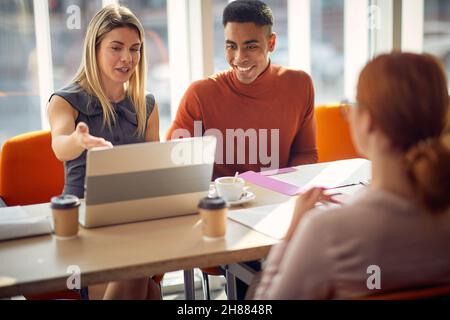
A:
166 0 317 179
167 0 318 300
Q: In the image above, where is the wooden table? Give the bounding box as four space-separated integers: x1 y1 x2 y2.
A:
0 158 370 299
0 183 284 299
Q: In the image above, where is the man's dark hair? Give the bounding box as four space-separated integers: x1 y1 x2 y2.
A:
223 0 274 29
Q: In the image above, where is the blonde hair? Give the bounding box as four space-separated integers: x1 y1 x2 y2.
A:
72 4 147 136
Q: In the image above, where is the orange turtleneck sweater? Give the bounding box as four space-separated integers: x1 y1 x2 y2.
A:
166 63 318 179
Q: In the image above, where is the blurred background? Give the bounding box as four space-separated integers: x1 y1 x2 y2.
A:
1 0 449 146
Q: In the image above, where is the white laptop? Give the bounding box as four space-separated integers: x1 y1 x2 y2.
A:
79 136 217 228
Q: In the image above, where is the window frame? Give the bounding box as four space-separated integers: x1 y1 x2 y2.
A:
28 0 431 132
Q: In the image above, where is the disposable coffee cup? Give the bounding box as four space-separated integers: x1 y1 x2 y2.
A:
50 195 81 239
214 177 245 202
198 197 228 241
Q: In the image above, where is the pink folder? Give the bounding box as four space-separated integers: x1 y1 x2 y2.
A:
259 167 297 176
239 171 301 196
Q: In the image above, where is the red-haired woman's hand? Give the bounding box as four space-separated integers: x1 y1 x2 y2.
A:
285 187 337 241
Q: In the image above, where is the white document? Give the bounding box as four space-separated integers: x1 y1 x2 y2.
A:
228 184 367 240
228 200 297 240
0 206 52 241
271 158 371 191
228 200 343 240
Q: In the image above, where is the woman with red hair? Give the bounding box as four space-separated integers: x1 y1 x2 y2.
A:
255 52 450 299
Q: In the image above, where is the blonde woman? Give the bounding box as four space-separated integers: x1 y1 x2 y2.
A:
48 5 160 299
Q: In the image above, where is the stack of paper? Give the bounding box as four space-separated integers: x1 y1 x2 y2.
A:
0 206 52 241
239 158 371 196
228 200 297 240
228 182 367 240
271 158 371 191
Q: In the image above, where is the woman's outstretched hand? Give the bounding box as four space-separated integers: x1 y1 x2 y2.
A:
74 122 113 150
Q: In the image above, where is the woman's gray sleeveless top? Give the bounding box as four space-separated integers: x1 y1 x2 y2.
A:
50 83 155 198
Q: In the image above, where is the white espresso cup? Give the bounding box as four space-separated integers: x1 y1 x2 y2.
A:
214 177 245 202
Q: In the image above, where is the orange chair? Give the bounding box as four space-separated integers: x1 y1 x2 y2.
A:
0 130 64 206
315 104 361 163
357 283 450 300
0 130 80 299
0 130 164 299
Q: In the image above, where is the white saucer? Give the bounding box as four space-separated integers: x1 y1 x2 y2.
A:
227 191 256 206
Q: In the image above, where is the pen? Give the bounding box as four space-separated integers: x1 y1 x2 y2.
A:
327 192 342 197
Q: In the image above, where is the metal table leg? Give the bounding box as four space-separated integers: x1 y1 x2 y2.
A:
226 268 238 300
226 263 259 300
184 269 196 300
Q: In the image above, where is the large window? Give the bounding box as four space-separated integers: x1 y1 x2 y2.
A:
213 0 227 73
0 1 39 146
270 0 288 67
423 0 450 78
120 0 171 137
1 0 447 147
49 0 102 90
311 0 344 104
